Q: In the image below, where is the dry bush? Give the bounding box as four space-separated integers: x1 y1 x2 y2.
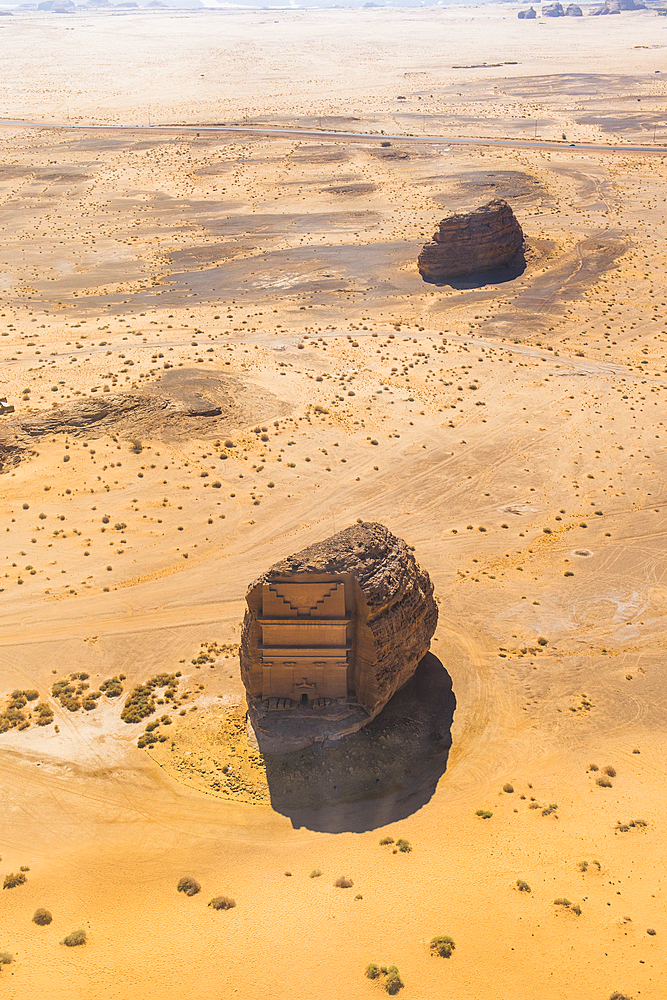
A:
3 873 26 889
62 929 86 947
334 876 353 888
430 935 455 958
177 876 200 897
33 908 52 926
516 880 531 893
208 896 235 910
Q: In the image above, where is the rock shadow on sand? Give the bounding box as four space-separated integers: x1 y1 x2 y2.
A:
262 652 455 833
420 249 527 289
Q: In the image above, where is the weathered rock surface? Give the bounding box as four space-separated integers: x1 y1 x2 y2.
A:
241 521 438 752
591 0 644 12
565 3 583 14
542 2 564 15
418 199 524 282
517 6 537 16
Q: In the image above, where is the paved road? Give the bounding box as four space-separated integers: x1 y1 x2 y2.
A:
2 118 667 155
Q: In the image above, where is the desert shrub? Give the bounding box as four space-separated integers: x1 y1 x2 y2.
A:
430 935 455 958
99 676 123 698
554 898 571 907
379 837 394 846
122 673 179 723
384 971 404 995
177 876 200 897
647 928 656 936
609 994 632 1000
604 766 617 778
542 803 558 816
571 904 582 916
3 872 26 889
334 876 353 888
33 908 52 925
475 809 493 819
503 783 514 793
365 963 381 980
516 880 531 893
208 896 235 910
589 763 599 771
130 439 143 454
0 952 13 965
19 866 29 873
62 929 86 947
395 839 411 853
597 777 612 788
578 861 589 872
355 894 363 900
309 869 322 878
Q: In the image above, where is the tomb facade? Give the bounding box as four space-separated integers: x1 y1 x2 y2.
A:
240 521 438 751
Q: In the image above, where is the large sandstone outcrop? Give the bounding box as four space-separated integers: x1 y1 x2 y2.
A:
418 199 524 282
240 522 438 752
542 2 564 15
517 6 537 16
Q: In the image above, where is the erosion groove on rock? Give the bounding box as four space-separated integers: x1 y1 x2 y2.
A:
240 521 438 752
417 198 524 281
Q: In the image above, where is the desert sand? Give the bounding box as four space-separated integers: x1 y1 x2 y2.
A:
0 4 666 999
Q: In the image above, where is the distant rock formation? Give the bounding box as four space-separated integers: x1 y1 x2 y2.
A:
240 522 438 752
542 2 564 15
565 3 583 14
418 199 524 282
591 0 645 12
517 6 537 16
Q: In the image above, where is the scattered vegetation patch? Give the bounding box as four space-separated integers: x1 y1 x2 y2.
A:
177 876 200 897
191 641 238 667
121 673 180 723
0 688 43 733
334 876 354 888
379 837 394 846
615 819 647 833
99 675 125 698
597 776 613 788
51 672 98 712
395 838 412 853
0 952 13 967
309 869 322 878
3 872 26 889
430 935 455 958
475 809 493 819
62 929 86 947
365 964 403 994
33 908 52 926
516 880 531 892
503 783 514 793
208 895 235 910
542 803 558 816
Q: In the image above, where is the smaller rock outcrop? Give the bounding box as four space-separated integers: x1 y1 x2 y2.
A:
565 3 583 14
517 6 537 16
542 1 564 14
418 199 524 282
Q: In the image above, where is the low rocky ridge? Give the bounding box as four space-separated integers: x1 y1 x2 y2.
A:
0 369 288 471
418 198 524 282
241 521 438 753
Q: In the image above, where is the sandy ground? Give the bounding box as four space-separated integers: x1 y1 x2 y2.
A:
1 6 667 1000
